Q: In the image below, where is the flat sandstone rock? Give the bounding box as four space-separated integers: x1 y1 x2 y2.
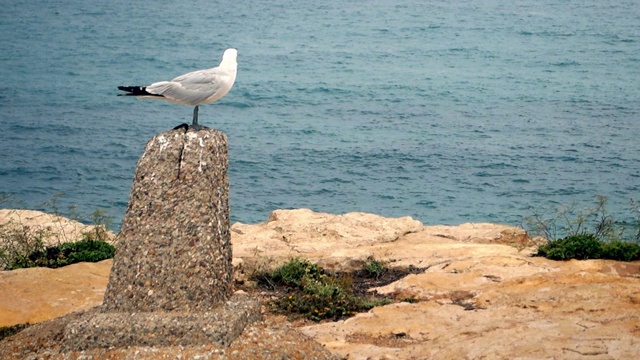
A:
2 209 640 359
0 209 116 248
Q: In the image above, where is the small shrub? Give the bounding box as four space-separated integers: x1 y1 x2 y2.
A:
0 223 50 270
601 241 640 261
25 240 115 269
254 258 390 321
536 234 640 261
82 209 113 243
525 196 637 243
276 275 389 321
0 197 115 270
528 196 640 262
266 258 324 287
535 234 603 260
362 256 386 279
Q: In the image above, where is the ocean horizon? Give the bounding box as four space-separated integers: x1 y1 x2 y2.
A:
1 0 639 233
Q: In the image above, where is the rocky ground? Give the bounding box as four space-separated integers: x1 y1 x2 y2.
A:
2 209 640 359
0 209 116 248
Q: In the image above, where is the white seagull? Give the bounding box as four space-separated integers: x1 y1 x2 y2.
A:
118 48 238 129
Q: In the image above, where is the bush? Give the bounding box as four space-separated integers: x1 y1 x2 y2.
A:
0 197 115 270
535 234 603 260
25 240 115 269
253 258 390 321
535 233 640 261
0 223 49 270
602 241 640 261
362 256 386 279
264 258 324 288
528 196 640 262
278 276 371 321
525 196 639 243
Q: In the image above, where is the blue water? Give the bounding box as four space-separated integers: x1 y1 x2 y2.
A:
1 0 639 231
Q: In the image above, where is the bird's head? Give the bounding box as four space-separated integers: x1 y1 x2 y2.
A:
221 48 238 64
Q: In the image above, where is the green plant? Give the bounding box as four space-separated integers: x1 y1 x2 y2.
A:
25 240 115 269
81 209 113 242
276 274 390 321
1 225 116 270
1 220 116 270
601 241 640 261
525 196 625 242
0 222 50 270
535 234 603 260
264 258 324 288
362 256 386 279
0 194 115 270
253 258 390 321
528 196 640 262
535 234 640 262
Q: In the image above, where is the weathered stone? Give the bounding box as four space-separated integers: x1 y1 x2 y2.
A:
0 260 111 327
0 310 338 360
64 293 261 351
102 128 232 312
61 128 262 352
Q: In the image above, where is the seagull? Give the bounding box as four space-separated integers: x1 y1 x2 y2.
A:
118 48 238 130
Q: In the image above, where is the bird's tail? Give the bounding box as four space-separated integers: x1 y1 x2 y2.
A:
117 86 161 97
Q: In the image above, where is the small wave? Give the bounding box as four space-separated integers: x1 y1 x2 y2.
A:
551 61 580 67
377 194 395 200
560 156 578 162
415 200 436 208
554 187 588 196
478 162 519 169
319 177 354 184
520 30 575 37
474 171 492 177
226 101 253 109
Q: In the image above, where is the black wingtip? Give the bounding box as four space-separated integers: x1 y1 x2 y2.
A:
117 85 151 96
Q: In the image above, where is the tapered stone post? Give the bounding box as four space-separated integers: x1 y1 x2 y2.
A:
102 128 232 312
64 128 260 350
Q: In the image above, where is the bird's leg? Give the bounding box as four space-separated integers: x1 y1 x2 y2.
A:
192 106 199 126
188 105 208 130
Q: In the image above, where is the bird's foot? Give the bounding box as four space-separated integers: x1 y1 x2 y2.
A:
189 123 209 131
173 123 190 131
173 122 209 132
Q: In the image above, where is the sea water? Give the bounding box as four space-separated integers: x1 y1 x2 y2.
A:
1 0 639 232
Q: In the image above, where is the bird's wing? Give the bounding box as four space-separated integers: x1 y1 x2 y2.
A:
146 67 231 105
